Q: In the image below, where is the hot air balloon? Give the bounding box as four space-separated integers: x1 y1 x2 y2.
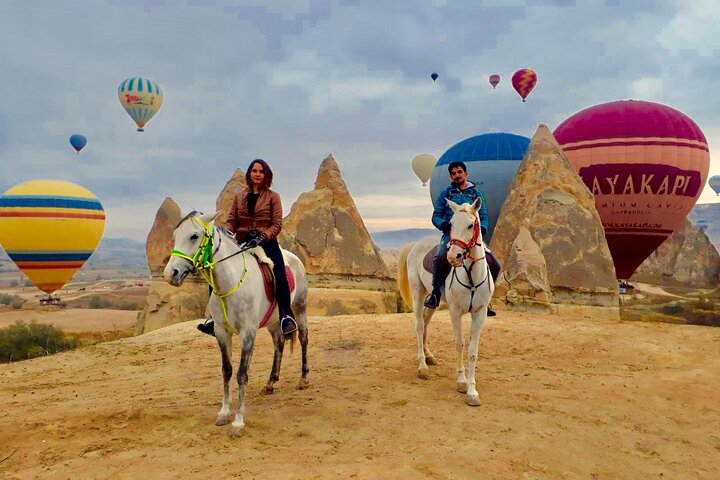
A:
69 134 87 153
0 180 105 294
412 154 436 186
709 175 720 195
511 68 537 102
489 74 501 89
431 72 439 82
118 77 164 132
554 100 710 280
429 133 530 243
697 219 709 231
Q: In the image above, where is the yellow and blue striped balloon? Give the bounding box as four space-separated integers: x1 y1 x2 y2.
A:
0 180 106 294
118 77 164 132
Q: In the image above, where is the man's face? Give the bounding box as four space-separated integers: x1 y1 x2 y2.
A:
449 167 467 185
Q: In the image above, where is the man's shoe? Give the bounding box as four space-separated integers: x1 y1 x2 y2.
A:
197 318 216 337
423 288 441 309
487 305 497 317
280 315 298 336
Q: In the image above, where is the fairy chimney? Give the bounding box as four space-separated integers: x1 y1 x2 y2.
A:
215 168 248 226
491 124 618 308
279 154 393 290
146 197 182 277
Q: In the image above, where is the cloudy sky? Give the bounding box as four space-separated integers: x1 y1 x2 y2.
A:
1 0 718 242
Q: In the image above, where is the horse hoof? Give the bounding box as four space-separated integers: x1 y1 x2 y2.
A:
426 356 438 366
297 378 310 390
457 382 468 393
229 425 245 438
260 385 274 395
417 368 429 379
466 394 481 407
215 415 231 426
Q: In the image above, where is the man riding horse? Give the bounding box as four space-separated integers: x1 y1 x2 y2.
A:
424 160 501 315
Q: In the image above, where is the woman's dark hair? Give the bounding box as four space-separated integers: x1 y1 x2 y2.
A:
245 159 273 190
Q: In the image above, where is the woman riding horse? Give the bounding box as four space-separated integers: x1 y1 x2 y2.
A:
198 159 298 337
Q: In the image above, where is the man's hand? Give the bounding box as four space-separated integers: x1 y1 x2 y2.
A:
441 221 451 235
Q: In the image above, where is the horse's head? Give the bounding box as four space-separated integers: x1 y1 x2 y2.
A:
446 198 483 267
163 210 221 286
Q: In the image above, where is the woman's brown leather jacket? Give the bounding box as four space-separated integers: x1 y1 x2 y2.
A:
225 188 283 242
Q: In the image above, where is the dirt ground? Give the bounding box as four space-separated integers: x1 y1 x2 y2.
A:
1 310 719 479
0 309 137 332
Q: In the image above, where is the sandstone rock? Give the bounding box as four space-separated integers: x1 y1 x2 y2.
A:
215 168 247 226
495 226 553 312
135 279 209 334
306 288 399 316
491 124 618 307
632 220 720 288
146 197 182 278
379 248 401 280
279 154 393 290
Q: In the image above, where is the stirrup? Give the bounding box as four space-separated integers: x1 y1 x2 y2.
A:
423 291 440 309
280 315 298 336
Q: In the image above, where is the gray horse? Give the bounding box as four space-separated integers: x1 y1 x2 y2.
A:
164 210 309 437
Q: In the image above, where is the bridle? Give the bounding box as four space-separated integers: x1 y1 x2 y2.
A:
449 217 485 262
170 215 253 335
447 214 491 312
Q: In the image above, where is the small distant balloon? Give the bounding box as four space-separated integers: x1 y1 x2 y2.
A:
709 175 720 195
412 154 436 186
431 72 439 82
118 77 164 132
511 68 537 102
697 220 709 231
489 74 501 89
69 134 87 153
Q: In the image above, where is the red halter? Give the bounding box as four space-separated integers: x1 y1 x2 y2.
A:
449 217 484 262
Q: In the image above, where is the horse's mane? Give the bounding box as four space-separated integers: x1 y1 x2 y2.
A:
175 210 201 229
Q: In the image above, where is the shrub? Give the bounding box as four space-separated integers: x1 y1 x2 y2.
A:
0 321 80 363
10 297 24 310
0 293 13 305
88 296 112 309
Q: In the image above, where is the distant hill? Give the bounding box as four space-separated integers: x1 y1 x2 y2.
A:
689 203 720 251
370 228 437 248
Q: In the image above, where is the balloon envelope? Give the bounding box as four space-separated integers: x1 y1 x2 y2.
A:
69 134 87 153
709 175 720 194
429 133 530 243
431 72 439 82
0 180 106 294
554 100 710 279
511 68 537 101
412 154 436 185
118 77 164 132
489 74 501 89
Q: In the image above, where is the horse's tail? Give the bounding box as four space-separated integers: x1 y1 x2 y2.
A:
397 242 414 312
287 330 296 354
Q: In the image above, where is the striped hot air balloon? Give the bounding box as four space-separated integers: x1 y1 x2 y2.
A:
118 77 164 132
554 100 710 280
0 180 106 294
489 74 501 89
511 68 537 102
709 175 720 195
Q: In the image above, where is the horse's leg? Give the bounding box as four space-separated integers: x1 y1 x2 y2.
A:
261 326 283 395
449 302 467 393
423 313 437 366
231 329 257 437
215 328 233 426
296 304 310 390
413 290 433 379
465 307 487 407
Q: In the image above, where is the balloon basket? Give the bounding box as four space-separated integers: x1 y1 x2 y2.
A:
137 128 144 132
39 294 62 305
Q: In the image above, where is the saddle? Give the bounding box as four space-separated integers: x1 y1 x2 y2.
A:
254 255 296 329
422 245 439 273
423 244 500 280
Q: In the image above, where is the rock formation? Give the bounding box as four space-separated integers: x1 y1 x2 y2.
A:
135 280 209 335
146 197 181 278
632 220 720 288
491 124 618 308
279 154 393 291
215 168 247 226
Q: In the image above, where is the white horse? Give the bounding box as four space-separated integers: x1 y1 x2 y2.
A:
163 211 309 437
397 198 494 406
